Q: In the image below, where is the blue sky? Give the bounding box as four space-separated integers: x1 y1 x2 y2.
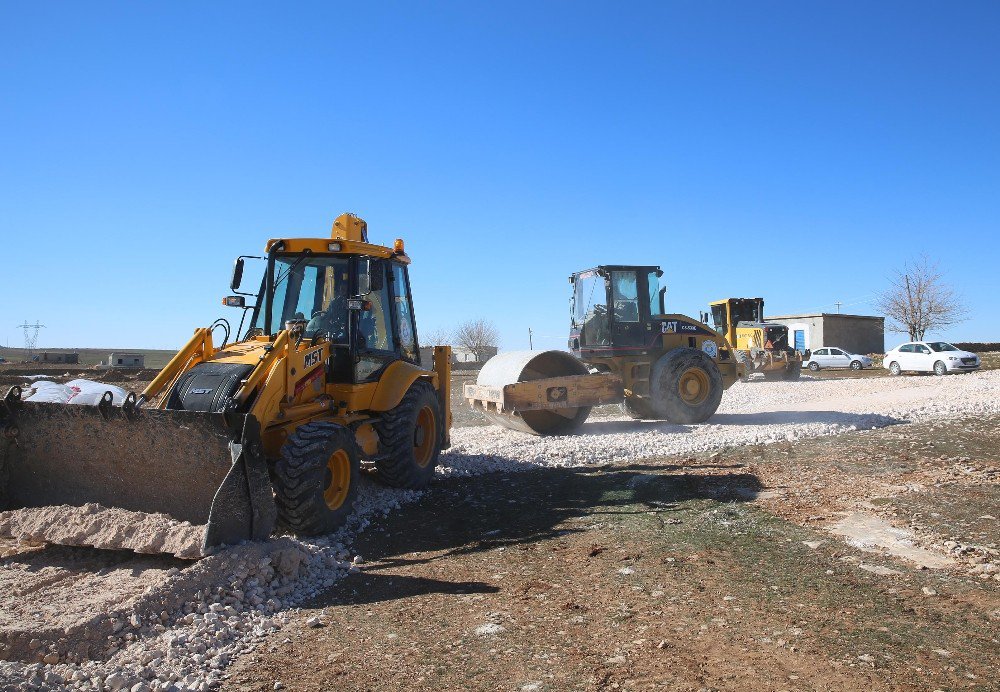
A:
1 1 997 352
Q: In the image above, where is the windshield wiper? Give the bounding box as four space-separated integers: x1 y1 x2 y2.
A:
274 249 313 289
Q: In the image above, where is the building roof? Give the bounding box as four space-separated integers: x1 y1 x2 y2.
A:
767 313 884 321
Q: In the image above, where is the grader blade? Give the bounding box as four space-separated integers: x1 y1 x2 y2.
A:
0 387 275 558
466 350 623 435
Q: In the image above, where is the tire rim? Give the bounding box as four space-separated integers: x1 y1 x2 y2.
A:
323 449 351 510
677 367 710 406
413 405 436 468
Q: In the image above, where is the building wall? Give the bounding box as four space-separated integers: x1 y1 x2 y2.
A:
40 352 80 364
768 314 884 355
822 317 884 355
109 353 145 368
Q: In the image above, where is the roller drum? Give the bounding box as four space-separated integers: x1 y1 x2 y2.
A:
476 350 592 435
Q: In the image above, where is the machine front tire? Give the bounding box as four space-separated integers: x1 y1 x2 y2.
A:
273 422 360 536
782 362 802 380
374 380 443 489
649 348 724 424
620 395 659 420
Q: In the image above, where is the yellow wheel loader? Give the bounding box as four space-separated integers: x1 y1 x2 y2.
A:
708 298 803 380
465 265 742 434
0 214 451 557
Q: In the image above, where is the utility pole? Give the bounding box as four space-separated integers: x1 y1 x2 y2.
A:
834 302 842 314
528 328 533 350
17 320 45 362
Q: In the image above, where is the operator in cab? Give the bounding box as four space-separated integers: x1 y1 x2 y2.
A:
307 277 351 341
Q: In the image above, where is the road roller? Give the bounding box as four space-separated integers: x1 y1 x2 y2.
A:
465 265 743 435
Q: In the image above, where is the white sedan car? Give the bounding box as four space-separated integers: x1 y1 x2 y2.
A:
804 347 873 371
883 341 980 376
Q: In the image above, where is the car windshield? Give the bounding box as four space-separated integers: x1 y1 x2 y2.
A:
927 342 958 352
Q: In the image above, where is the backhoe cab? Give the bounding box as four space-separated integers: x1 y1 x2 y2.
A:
0 214 451 557
709 297 802 380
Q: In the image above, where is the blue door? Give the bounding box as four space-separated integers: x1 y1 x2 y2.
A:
794 330 805 354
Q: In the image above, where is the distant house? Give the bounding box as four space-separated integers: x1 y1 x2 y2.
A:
452 346 498 363
418 345 498 367
40 352 80 364
766 313 885 355
108 353 145 368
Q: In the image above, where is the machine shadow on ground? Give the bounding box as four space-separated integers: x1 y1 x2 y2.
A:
305 463 763 609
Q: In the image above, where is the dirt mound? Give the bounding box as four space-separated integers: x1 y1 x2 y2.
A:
0 504 205 559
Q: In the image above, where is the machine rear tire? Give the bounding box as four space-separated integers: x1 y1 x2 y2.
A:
374 381 443 489
649 348 724 424
273 422 360 536
620 395 659 420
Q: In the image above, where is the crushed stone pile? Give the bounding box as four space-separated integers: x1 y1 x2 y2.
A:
0 504 205 560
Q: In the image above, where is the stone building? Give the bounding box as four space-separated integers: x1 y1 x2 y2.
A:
765 313 885 355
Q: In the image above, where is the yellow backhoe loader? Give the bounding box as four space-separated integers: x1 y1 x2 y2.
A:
0 214 451 557
708 298 802 380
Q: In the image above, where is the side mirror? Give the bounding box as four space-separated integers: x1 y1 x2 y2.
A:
357 257 372 296
231 258 245 291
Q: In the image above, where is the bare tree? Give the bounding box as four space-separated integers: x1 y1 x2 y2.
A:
454 318 500 361
421 327 453 346
875 256 968 341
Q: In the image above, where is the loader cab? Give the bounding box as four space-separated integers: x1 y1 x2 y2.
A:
245 248 420 384
709 298 764 345
569 265 664 355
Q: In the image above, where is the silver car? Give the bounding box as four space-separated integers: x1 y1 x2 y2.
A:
804 347 873 371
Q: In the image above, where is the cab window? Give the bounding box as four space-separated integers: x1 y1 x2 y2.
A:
611 271 639 323
574 271 609 346
391 263 418 363
356 262 398 381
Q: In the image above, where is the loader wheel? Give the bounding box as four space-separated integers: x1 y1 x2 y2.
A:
620 395 659 420
782 362 802 381
273 422 360 536
649 348 724 424
374 380 443 489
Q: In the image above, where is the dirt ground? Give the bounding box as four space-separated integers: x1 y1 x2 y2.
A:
223 413 1000 691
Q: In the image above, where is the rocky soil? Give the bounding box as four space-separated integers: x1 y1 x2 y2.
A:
0 369 998 690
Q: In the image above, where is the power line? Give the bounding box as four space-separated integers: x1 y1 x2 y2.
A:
16 320 45 361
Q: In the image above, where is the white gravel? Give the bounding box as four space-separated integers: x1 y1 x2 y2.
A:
2 369 998 690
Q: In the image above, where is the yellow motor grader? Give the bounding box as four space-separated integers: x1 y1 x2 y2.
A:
708 298 802 380
465 265 743 434
0 214 451 555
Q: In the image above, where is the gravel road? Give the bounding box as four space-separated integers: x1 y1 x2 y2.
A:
1 370 998 690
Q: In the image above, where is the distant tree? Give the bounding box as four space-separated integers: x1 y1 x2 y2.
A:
421 327 453 346
453 319 500 361
875 256 968 341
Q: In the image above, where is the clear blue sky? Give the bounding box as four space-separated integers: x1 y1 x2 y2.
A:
2 1 997 352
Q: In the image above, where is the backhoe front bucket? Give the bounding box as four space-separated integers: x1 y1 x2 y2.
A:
0 387 276 558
